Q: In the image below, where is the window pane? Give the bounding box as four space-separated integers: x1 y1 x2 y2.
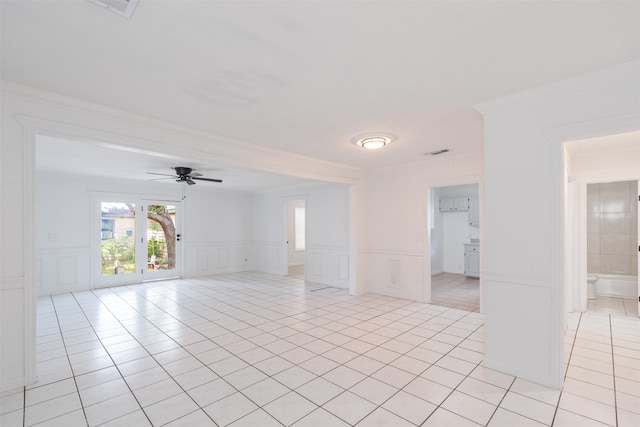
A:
101 202 136 275
147 204 176 271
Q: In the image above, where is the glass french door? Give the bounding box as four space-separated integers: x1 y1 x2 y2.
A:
96 197 181 287
143 201 180 281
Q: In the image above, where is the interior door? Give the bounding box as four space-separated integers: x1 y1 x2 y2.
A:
143 201 181 281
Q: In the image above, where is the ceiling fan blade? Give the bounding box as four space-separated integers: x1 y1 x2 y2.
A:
148 177 174 181
147 172 176 177
190 172 203 177
192 177 223 183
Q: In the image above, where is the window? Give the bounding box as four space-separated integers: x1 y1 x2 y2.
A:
294 205 305 251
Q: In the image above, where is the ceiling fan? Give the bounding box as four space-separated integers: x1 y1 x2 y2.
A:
147 166 222 185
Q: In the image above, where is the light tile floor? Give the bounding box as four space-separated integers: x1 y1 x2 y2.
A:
588 296 638 318
431 273 480 313
287 265 305 280
1 271 639 426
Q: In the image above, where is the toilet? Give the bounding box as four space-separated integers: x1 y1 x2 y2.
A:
587 275 598 300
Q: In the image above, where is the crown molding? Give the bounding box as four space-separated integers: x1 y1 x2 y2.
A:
474 60 640 115
2 81 364 184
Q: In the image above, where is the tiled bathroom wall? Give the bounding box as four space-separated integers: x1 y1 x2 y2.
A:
587 180 638 276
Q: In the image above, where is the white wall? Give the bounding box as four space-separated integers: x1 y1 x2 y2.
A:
476 60 640 388
252 182 350 288
363 153 484 302
182 185 254 278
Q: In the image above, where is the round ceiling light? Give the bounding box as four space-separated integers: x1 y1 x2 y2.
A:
352 133 397 150
357 136 390 150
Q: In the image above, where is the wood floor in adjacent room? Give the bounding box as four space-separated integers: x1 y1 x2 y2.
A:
431 273 480 313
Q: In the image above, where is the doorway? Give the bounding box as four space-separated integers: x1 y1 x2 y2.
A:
564 131 640 318
429 183 481 312
96 198 181 287
286 199 306 279
584 181 638 317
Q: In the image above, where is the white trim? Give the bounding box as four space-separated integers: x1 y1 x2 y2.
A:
7 93 363 185
1 377 27 393
481 272 552 289
474 60 640 114
549 138 565 390
0 278 25 291
545 112 640 389
362 250 425 257
424 175 484 311
482 359 553 389
23 124 37 386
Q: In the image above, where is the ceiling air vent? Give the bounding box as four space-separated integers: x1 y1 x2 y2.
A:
87 0 140 18
425 149 450 156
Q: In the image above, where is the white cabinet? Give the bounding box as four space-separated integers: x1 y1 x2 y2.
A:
464 243 480 278
440 197 469 212
468 197 479 227
439 198 454 212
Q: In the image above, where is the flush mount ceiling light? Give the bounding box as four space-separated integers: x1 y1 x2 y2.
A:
351 133 397 150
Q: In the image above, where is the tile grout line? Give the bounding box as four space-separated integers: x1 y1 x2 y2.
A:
30 294 90 426
89 286 230 426
483 375 517 427
68 291 154 426
608 314 618 427
550 311 582 427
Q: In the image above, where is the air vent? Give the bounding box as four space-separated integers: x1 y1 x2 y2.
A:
87 0 139 18
425 149 450 156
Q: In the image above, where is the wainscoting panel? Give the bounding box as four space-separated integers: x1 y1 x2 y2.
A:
250 242 283 275
270 247 280 270
184 242 251 278
57 256 77 286
236 247 247 267
218 248 229 269
364 251 425 301
36 248 91 296
196 248 208 271
0 280 26 391
312 253 323 278
339 255 349 281
305 246 350 289
388 259 401 289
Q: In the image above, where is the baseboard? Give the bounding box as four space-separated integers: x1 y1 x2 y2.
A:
482 358 560 390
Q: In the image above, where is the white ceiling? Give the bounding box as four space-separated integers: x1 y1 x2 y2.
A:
35 134 315 191
2 1 639 189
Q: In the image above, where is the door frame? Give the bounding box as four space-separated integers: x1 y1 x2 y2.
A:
569 177 640 316
141 199 182 282
282 195 307 277
425 176 484 312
